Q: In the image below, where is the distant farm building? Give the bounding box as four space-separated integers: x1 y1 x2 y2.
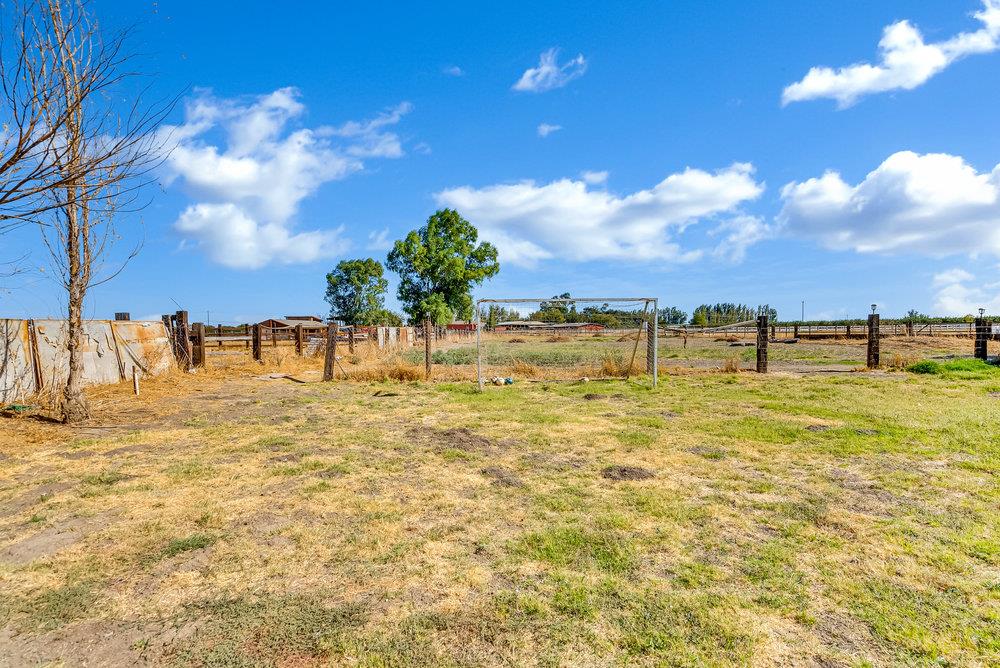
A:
258 316 327 334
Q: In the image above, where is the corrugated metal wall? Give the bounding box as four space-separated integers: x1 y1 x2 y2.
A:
0 320 173 404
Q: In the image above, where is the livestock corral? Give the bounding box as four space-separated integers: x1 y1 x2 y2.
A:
1 322 998 666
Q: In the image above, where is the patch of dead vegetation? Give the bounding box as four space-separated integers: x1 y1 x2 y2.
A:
479 466 524 488
601 465 655 481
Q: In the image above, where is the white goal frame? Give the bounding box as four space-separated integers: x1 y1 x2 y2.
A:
475 297 659 390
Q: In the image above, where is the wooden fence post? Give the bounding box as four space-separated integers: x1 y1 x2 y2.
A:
244 324 250 349
217 324 223 348
423 318 432 380
271 326 277 348
192 323 206 368
793 324 799 338
323 324 338 381
295 324 304 356
348 327 355 354
756 315 768 373
867 313 880 368
252 324 262 362
175 310 191 371
161 315 173 350
974 318 988 360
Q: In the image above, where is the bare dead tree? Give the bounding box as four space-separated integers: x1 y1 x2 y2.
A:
0 0 115 230
27 0 171 422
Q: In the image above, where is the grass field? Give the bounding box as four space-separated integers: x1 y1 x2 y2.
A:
1 344 998 666
407 333 982 376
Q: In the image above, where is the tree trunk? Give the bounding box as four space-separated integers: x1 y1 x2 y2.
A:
62 198 89 422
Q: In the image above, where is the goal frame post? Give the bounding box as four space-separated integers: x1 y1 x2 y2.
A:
475 297 659 391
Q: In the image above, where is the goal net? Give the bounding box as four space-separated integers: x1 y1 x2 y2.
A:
473 297 659 389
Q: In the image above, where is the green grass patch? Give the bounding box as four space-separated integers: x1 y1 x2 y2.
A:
20 580 97 630
907 359 1000 379
518 526 637 574
170 595 367 665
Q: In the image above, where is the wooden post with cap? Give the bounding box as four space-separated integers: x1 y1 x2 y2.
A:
756 314 768 373
867 307 880 369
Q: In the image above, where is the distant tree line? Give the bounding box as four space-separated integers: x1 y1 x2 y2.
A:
689 303 777 327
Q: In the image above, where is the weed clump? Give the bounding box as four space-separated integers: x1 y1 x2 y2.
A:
906 359 999 378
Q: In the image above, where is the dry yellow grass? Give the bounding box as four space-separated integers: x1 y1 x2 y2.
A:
0 352 998 665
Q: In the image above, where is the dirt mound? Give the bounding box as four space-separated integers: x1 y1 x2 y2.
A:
601 465 654 481
438 427 500 452
583 393 608 400
479 466 524 487
806 425 831 432
508 338 526 344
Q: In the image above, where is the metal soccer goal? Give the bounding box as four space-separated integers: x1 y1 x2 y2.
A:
474 297 659 390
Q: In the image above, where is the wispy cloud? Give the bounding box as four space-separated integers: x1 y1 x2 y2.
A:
366 228 393 251
932 268 1000 315
513 48 587 93
783 1 1000 107
443 65 464 77
580 170 608 185
161 88 411 269
537 123 562 138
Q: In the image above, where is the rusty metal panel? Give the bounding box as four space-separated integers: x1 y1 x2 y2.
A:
0 319 173 402
0 320 34 404
111 321 174 377
33 320 122 390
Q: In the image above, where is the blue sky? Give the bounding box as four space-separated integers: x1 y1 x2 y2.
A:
4 0 1000 323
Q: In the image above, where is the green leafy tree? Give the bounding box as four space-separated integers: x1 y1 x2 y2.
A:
324 258 390 325
367 308 403 327
387 209 499 324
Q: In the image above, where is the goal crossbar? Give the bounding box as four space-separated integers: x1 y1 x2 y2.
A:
474 297 659 391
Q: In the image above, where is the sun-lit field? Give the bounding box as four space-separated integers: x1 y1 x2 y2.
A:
1 338 998 666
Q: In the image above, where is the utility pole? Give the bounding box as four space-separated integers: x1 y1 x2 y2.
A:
801 300 805 322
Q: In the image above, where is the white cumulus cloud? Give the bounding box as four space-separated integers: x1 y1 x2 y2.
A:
512 48 587 93
783 1 1000 107
435 164 764 267
175 203 348 270
537 123 562 138
161 88 411 269
932 268 1000 315
779 151 1000 256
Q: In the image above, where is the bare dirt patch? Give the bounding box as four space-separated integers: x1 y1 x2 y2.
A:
601 465 655 481
0 482 73 519
0 512 114 565
479 466 524 488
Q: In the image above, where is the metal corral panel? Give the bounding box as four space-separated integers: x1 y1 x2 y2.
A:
112 321 174 377
33 320 122 390
0 320 34 404
0 319 173 403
